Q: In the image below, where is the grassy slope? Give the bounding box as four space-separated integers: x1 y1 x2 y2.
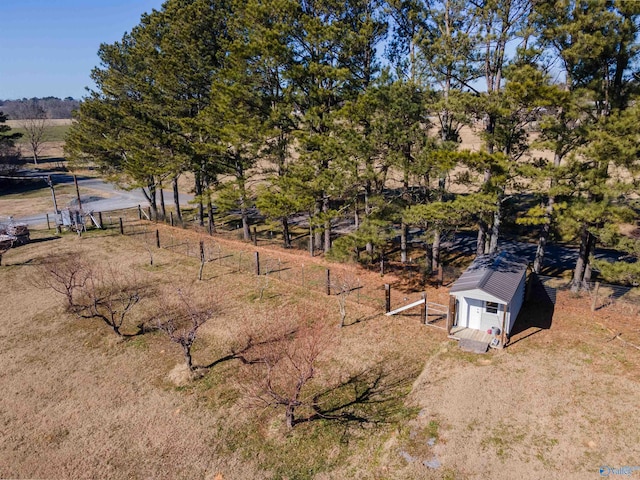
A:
0 228 638 479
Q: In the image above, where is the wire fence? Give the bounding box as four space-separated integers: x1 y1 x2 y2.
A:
23 205 639 316
537 274 640 314
92 208 391 312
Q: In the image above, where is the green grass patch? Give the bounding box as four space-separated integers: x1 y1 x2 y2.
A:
125 336 149 351
13 124 71 143
481 421 526 459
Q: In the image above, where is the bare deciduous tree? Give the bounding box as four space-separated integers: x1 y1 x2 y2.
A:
248 321 332 429
331 274 358 327
16 101 49 165
74 267 144 337
34 254 92 308
156 289 215 372
142 229 156 266
255 259 277 301
36 257 146 336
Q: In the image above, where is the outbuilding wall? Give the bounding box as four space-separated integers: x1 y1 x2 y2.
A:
506 271 527 334
451 271 527 335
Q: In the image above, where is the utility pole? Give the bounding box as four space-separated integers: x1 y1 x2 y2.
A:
73 174 82 211
47 175 60 233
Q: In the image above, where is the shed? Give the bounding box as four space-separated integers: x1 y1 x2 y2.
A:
447 252 528 346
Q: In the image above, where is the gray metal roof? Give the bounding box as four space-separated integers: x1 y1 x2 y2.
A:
449 252 528 303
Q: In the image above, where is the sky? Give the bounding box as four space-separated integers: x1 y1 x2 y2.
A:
0 0 164 100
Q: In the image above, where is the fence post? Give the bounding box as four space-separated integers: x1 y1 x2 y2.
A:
326 269 331 295
253 226 258 246
147 206 152 221
119 217 124 235
591 281 600 312
46 213 50 230
447 295 456 334
255 251 260 276
384 284 391 313
156 229 160 248
170 211 174 227
421 292 427 324
98 212 103 229
138 205 142 220
197 240 206 281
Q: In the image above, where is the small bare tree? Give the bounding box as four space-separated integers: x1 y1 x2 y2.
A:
142 229 156 266
34 254 92 308
256 259 277 301
75 267 144 337
16 101 49 165
248 321 331 429
36 257 146 336
156 290 215 372
332 274 358 327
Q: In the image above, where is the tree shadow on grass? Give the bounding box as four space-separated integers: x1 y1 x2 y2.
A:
196 328 298 371
296 365 416 427
27 236 61 245
6 258 36 266
345 312 384 327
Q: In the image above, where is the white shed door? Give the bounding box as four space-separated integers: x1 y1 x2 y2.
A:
467 298 483 330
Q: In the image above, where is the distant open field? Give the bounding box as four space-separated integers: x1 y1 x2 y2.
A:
6 118 73 128
0 226 638 479
7 119 72 144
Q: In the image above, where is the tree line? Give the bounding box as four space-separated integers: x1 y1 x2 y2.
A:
0 97 80 120
65 0 640 287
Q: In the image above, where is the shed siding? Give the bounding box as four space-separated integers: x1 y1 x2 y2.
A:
449 253 528 335
480 303 504 332
506 272 526 334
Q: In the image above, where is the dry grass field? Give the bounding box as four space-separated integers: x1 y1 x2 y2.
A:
0 226 639 479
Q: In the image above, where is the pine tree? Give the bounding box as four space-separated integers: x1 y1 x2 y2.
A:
533 0 640 289
0 111 23 175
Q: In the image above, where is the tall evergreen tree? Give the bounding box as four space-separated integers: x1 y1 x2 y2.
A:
0 111 22 175
534 0 640 288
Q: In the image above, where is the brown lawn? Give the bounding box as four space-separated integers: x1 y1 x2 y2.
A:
0 225 638 479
